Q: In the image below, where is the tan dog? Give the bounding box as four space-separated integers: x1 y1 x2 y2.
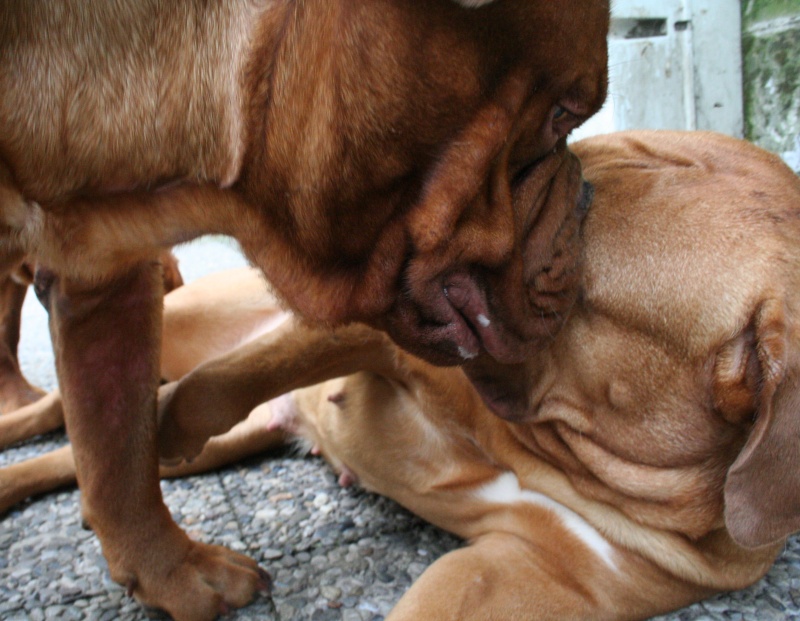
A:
0 2 609 617
4 130 800 619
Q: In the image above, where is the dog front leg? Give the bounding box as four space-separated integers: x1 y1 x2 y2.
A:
387 532 604 621
0 389 63 448
158 321 393 464
37 261 269 621
0 443 75 513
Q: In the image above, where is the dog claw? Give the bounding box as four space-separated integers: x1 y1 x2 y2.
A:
257 567 273 594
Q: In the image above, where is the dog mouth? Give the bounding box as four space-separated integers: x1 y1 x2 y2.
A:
385 289 533 420
382 268 528 367
382 174 593 426
443 271 527 364
385 172 592 370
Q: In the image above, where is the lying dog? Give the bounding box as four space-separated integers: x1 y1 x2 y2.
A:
4 130 800 619
0 2 609 617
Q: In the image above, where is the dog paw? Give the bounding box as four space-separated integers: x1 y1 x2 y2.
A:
0 469 21 514
156 382 214 465
123 539 271 621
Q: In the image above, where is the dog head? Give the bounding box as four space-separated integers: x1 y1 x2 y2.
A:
242 0 609 366
574 133 800 550
468 131 800 548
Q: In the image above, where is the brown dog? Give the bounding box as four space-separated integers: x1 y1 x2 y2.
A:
0 2 609 617
4 130 800 619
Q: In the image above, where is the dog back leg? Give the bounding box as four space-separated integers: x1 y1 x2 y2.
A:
0 389 63 448
0 443 75 514
0 166 46 411
37 260 269 621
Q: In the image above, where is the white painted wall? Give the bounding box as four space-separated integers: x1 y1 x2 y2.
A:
572 0 744 140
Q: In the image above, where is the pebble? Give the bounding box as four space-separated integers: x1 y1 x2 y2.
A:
321 586 343 600
2 238 800 620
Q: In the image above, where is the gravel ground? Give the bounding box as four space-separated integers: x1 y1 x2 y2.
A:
1 236 799 621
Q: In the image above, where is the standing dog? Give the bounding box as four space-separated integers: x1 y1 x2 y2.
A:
0 2 609 617
4 131 800 619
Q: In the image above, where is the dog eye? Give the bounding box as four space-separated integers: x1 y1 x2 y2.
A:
552 104 584 140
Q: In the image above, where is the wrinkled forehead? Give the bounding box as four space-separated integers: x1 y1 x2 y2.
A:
559 311 708 422
421 2 609 76
361 1 609 135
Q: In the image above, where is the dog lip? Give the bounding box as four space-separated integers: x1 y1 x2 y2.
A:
387 269 528 366
383 287 483 366
445 274 526 365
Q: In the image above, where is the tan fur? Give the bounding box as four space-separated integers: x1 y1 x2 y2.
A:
5 131 800 619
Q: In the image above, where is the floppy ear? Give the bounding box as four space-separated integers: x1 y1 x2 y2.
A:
724 299 800 548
